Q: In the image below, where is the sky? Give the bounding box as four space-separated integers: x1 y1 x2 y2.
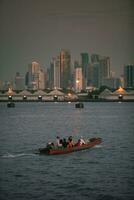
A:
0 0 134 81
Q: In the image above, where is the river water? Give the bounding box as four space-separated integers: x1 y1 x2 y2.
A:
0 102 134 200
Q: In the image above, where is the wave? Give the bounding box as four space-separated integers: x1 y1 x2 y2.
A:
1 152 36 158
93 144 103 148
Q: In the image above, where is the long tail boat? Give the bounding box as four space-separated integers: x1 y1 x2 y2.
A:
38 137 102 155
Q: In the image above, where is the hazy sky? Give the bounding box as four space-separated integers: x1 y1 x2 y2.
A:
0 0 134 81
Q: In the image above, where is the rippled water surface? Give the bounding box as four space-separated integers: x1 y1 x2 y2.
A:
0 102 134 200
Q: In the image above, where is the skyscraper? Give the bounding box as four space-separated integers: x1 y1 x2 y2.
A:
38 69 46 90
90 54 111 88
50 57 60 89
81 53 89 89
91 54 100 63
15 72 25 90
49 60 54 89
74 67 83 93
27 61 45 90
87 63 94 86
99 56 110 86
54 57 60 89
60 50 71 89
92 63 100 88
124 65 134 88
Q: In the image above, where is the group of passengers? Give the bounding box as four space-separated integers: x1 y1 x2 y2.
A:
47 136 86 149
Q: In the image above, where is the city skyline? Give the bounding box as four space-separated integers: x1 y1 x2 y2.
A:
0 49 132 82
1 0 134 81
3 53 133 91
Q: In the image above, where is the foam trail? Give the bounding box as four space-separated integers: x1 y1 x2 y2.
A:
94 144 103 148
2 152 36 158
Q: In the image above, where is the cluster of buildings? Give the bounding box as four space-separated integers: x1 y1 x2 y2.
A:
0 49 134 93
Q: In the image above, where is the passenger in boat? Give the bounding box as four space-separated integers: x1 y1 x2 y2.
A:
59 139 63 147
68 136 73 142
46 142 54 149
67 136 74 148
79 136 86 145
62 138 67 148
75 139 81 146
56 136 62 147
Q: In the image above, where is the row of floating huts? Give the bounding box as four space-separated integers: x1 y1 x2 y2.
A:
0 87 134 102
0 89 78 101
99 87 134 100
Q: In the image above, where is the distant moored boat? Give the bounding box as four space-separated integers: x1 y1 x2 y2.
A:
75 102 84 108
7 102 15 107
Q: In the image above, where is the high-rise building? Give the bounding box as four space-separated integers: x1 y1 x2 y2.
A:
15 72 25 90
38 69 46 90
124 65 134 88
92 63 100 88
99 56 110 86
60 50 71 89
86 64 93 86
46 68 51 89
74 61 79 69
50 57 60 89
54 57 60 89
81 53 89 89
49 60 54 89
103 77 120 89
91 54 100 63
27 61 40 90
26 61 45 90
3 81 13 90
74 61 83 92
89 54 111 88
120 75 125 88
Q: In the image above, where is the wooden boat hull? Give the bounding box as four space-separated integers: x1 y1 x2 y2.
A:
38 138 102 155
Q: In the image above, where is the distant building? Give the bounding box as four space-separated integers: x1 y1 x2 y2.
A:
99 56 110 86
27 61 40 90
124 65 134 88
87 63 94 86
2 81 14 91
91 54 100 63
48 50 71 89
92 63 100 88
38 69 46 90
60 49 71 89
26 61 45 90
102 77 120 89
48 62 54 89
120 75 125 88
81 53 89 89
50 57 60 89
54 57 61 89
88 54 111 88
74 61 80 69
74 67 83 93
15 72 25 90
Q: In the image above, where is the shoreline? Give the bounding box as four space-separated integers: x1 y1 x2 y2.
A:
0 99 134 103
